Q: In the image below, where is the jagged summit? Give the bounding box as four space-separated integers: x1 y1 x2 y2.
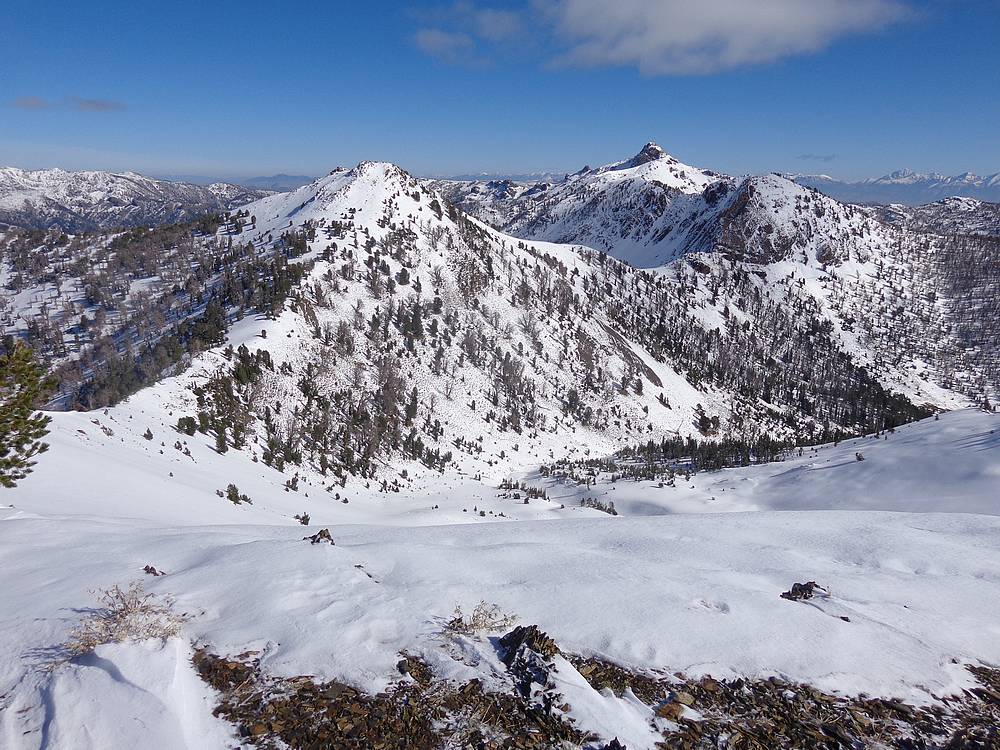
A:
430 143 725 265
599 142 684 175
619 141 671 169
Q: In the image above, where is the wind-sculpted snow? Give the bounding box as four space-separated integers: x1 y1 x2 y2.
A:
3 409 1000 746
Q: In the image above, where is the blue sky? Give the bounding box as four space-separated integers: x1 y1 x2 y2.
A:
2 0 997 180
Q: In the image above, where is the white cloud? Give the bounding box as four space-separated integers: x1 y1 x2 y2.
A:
410 3 524 64
413 28 476 63
537 0 910 74
470 7 522 41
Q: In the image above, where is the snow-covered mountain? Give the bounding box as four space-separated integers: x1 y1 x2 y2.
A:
794 169 1000 205
3 155 1000 749
430 142 726 268
432 143 931 269
877 196 1000 237
0 167 271 232
3 153 997 511
432 145 1000 408
436 146 1000 266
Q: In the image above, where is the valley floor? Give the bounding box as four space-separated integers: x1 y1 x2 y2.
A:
1 409 998 749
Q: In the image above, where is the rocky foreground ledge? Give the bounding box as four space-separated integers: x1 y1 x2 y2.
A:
193 624 999 750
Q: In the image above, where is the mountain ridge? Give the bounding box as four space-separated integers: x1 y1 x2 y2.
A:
5 151 995 487
793 168 1000 205
0 166 272 232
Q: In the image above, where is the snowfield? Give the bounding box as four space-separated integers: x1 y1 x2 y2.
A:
531 409 1000 517
2 406 999 748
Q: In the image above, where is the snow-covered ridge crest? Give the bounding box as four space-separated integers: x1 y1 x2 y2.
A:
430 142 902 267
244 161 419 227
428 142 728 267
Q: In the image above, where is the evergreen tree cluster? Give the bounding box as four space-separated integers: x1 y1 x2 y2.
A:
1 218 315 409
0 340 51 487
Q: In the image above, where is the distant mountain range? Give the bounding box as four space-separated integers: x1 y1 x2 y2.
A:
235 174 315 191
156 173 316 191
0 167 272 232
792 169 1000 205
3 160 997 237
429 170 567 183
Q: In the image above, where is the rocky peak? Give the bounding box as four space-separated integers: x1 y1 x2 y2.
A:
627 142 668 168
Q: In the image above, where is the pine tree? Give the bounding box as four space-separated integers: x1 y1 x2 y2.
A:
0 342 52 487
215 425 228 454
405 386 418 424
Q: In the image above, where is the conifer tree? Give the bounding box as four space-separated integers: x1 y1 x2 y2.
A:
0 342 51 487
215 425 228 454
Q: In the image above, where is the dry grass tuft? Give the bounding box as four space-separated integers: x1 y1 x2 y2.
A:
64 581 186 657
445 601 517 635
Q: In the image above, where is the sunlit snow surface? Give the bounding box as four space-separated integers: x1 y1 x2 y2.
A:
531 410 1000 516
2 405 999 748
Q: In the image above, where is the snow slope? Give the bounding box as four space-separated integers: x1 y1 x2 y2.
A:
3 405 1000 748
532 409 1000 516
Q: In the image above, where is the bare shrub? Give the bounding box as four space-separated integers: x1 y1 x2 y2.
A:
64 581 186 657
446 601 517 635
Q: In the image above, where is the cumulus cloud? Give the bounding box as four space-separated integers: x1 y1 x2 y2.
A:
537 0 910 74
71 97 126 112
12 96 51 109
